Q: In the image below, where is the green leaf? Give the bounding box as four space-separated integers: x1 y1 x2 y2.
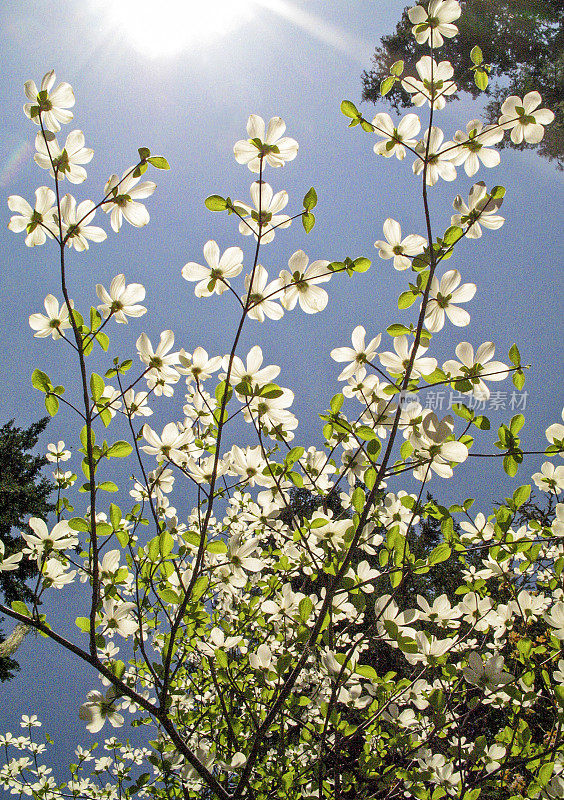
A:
510 414 525 435
428 543 451 565
398 291 417 309
303 187 317 210
513 484 531 508
68 517 89 532
330 393 344 414
490 185 505 200
11 600 30 617
159 531 174 558
205 195 227 211
109 504 121 529
45 394 59 416
352 487 365 514
96 332 110 352
75 617 91 633
298 597 313 623
503 454 519 477
147 155 170 170
472 415 490 431
356 425 378 441
390 59 404 76
302 211 315 233
513 370 526 390
32 369 51 392
99 481 119 493
387 324 410 337
381 76 396 96
353 257 371 272
470 46 483 65
508 343 521 366
475 69 488 90
340 100 359 119
138 147 151 160
90 373 104 401
107 441 133 458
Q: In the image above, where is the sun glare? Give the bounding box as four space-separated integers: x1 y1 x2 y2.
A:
100 0 254 57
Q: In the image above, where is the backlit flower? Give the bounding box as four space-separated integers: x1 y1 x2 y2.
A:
234 115 298 173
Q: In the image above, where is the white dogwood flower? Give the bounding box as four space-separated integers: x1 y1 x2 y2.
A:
449 119 503 176
375 218 427 270
498 91 555 144
101 169 156 232
402 56 457 110
379 335 437 378
96 274 147 323
236 181 291 244
277 250 331 314
424 269 476 332
79 687 124 733
243 265 284 321
451 182 504 239
413 126 457 185
8 187 57 246
29 294 73 339
182 240 244 297
443 341 509 401
331 325 382 380
34 129 93 184
59 195 107 251
24 70 75 131
372 113 421 160
234 114 298 172
407 1 461 48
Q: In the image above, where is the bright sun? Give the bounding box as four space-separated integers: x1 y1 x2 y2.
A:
100 0 254 57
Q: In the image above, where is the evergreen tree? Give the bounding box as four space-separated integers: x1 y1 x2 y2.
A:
0 418 54 680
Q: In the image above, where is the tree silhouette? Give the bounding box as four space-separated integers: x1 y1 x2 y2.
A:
0 418 54 680
362 0 564 168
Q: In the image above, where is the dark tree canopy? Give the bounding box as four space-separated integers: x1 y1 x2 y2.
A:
362 0 564 168
0 418 54 680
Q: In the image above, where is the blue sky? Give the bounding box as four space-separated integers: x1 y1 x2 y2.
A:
1 0 563 779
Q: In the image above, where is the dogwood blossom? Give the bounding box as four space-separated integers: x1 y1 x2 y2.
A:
374 218 427 270
21 517 78 558
449 119 503 176
236 182 291 244
79 688 124 733
379 335 437 378
45 441 71 462
23 70 75 131
96 274 147 323
402 56 457 110
243 265 284 321
141 422 195 464
424 269 476 332
413 126 457 185
233 115 298 172
182 240 244 297
34 130 93 183
463 652 513 690
224 345 280 392
451 182 505 239
532 462 564 493
277 250 331 314
101 170 156 232
136 330 180 380
28 294 73 339
409 412 468 480
58 195 107 251
407 1 461 48
498 91 555 144
372 113 421 160
443 341 509 401
177 347 222 383
0 541 23 572
331 325 381 380
7 187 57 246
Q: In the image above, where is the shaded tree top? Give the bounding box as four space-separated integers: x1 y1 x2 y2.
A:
362 0 564 168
